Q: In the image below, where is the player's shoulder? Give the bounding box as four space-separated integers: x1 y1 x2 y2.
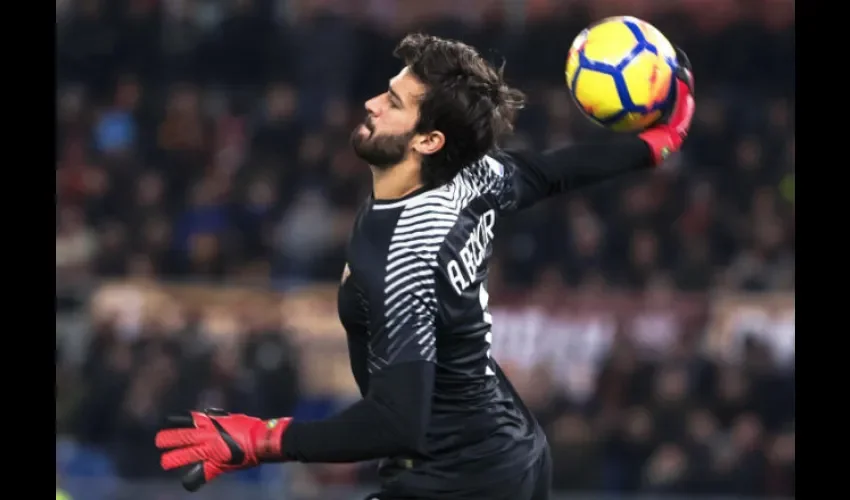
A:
447 151 520 214
456 153 511 189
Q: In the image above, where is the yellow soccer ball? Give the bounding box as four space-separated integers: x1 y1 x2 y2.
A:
565 16 678 132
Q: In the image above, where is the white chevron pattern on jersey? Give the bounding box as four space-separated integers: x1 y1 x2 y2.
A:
371 156 505 368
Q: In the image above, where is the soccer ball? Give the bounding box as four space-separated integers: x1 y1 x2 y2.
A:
565 16 678 132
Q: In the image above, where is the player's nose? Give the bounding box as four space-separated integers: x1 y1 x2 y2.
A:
365 96 381 116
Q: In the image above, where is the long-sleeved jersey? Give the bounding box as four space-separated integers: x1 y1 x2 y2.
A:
281 136 654 497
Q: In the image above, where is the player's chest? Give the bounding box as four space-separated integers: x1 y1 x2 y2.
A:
341 209 398 297
337 271 369 336
336 224 392 333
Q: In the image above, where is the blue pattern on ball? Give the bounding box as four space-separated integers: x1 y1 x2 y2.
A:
571 19 678 127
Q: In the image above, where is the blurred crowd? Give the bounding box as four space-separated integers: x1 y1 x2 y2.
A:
55 301 795 498
512 332 794 497
56 0 795 291
55 0 795 498
56 315 301 481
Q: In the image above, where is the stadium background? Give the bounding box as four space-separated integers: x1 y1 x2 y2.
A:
55 0 795 499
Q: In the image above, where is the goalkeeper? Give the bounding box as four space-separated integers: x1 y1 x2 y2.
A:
155 33 695 500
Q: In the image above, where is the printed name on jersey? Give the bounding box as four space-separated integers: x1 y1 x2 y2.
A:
447 209 495 295
371 157 510 368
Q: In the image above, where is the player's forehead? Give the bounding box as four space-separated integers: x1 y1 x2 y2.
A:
390 67 426 107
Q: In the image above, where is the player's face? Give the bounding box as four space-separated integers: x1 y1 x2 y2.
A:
351 67 443 169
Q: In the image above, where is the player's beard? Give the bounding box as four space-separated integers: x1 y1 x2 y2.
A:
350 119 415 170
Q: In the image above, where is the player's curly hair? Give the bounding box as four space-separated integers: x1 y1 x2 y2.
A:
394 34 525 187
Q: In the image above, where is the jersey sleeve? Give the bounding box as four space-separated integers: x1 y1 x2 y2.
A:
485 136 654 213
368 253 438 370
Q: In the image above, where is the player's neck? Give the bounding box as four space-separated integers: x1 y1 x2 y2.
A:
370 158 424 201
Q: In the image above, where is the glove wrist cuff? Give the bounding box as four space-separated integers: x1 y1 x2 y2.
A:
255 418 291 461
638 79 694 166
638 126 677 166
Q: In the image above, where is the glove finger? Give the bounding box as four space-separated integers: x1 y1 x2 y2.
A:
203 408 230 417
672 47 694 95
677 66 694 95
181 462 206 492
162 411 215 431
181 460 224 492
203 461 224 485
161 445 210 471
674 46 691 71
164 414 197 430
156 429 216 449
191 411 217 430
672 79 695 136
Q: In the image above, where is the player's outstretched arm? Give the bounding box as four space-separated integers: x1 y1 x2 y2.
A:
156 359 436 491
282 360 435 462
495 47 694 212
156 268 440 491
279 262 442 464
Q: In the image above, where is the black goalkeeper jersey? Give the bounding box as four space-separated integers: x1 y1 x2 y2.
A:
280 138 654 498
337 153 548 494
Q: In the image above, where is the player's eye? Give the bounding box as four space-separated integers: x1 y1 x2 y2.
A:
387 90 401 109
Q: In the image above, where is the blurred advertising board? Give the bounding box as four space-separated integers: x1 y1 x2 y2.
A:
87 282 793 397
486 289 705 401
705 292 795 367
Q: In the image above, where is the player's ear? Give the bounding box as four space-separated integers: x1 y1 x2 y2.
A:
412 130 445 156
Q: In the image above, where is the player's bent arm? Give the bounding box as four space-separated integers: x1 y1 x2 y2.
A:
283 258 441 463
281 361 435 462
347 334 372 395
155 258 441 489
153 349 436 490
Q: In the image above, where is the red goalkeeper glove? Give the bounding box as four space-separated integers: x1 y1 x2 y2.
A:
155 408 292 492
639 46 696 165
